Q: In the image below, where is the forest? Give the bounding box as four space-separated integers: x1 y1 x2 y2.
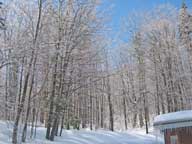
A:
0 0 191 144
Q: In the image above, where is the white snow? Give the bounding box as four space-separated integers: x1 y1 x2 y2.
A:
154 110 192 126
0 121 163 144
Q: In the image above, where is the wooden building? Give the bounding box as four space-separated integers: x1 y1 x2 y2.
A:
154 110 192 144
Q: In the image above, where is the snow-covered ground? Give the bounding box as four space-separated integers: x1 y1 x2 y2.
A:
0 121 164 144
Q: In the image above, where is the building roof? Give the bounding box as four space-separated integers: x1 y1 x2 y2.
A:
154 110 192 130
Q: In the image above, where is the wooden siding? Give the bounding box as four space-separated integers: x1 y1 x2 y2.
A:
164 127 192 144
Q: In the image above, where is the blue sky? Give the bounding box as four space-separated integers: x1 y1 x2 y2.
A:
109 0 192 31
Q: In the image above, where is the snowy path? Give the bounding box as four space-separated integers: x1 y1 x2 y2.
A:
0 121 163 144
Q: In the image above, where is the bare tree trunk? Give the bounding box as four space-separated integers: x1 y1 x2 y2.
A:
59 113 65 136
89 84 93 130
100 79 104 128
5 57 8 120
12 53 34 144
12 0 42 142
22 50 37 142
120 74 128 130
46 52 58 140
132 113 137 128
107 77 114 131
21 75 35 142
30 107 36 138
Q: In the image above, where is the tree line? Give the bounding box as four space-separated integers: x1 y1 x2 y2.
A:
0 1 192 144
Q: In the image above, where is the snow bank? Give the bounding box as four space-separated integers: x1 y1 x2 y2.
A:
154 110 192 126
0 121 163 144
